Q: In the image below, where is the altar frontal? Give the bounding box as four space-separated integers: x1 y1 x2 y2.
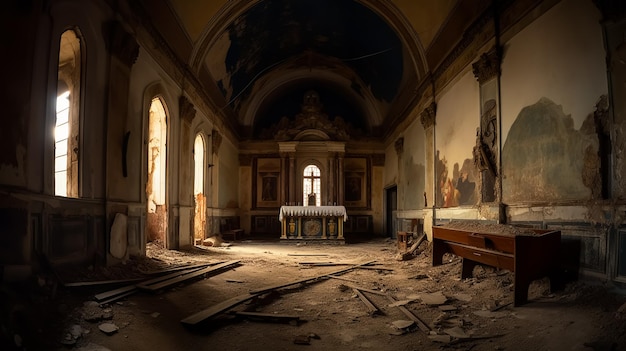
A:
279 205 347 241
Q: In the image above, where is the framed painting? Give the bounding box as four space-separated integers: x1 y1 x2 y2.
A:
257 172 280 208
344 171 366 207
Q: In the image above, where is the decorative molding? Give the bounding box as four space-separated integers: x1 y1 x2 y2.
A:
419 102 437 129
432 7 494 87
212 129 222 155
259 90 355 141
472 49 501 85
179 96 196 124
394 137 404 155
106 21 139 67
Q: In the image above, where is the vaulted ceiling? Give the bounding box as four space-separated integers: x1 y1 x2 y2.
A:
135 0 489 140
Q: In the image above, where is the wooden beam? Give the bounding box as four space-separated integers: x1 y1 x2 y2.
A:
385 294 430 333
136 267 205 288
180 292 263 326
344 284 429 332
325 275 358 283
94 285 138 302
96 290 137 305
139 262 221 275
353 288 382 315
342 284 387 296
63 277 145 287
138 260 240 292
356 266 394 271
249 260 377 295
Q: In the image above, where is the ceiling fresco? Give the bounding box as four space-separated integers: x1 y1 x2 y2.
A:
204 0 403 133
142 0 470 138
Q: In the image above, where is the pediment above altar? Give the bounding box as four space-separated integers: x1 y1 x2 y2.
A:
294 129 330 141
259 90 360 141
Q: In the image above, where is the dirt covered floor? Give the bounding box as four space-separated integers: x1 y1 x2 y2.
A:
3 237 626 351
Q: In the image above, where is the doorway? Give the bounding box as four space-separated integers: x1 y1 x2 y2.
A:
146 97 168 245
385 185 397 239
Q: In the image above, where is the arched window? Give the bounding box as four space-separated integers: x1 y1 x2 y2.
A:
146 97 168 243
193 133 206 242
303 165 321 206
55 29 81 197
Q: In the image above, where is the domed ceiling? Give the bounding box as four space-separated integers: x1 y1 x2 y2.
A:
135 0 478 139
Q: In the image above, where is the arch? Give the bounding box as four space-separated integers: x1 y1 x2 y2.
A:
242 66 382 130
190 0 427 78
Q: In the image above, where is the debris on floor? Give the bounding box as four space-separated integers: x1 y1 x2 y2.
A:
97 323 118 335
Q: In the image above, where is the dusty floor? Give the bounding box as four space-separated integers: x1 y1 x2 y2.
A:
3 237 626 351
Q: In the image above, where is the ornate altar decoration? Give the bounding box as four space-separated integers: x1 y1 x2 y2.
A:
279 205 347 241
259 90 360 141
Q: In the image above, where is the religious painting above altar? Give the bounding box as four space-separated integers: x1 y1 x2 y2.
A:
344 157 369 208
257 171 280 207
255 158 282 208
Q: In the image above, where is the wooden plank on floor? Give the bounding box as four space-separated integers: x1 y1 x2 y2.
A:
94 285 138 302
136 267 203 288
347 284 429 332
138 260 240 292
343 284 387 296
325 275 358 283
180 292 263 326
63 277 146 287
353 288 381 315
249 260 377 295
385 294 430 333
96 289 137 305
356 266 394 271
139 262 221 275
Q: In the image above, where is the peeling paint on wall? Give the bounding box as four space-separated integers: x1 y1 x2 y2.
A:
502 97 596 203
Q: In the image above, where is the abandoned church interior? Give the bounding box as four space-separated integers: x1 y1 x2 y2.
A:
3 0 626 350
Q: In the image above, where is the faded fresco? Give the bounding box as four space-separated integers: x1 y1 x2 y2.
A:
435 151 478 208
502 97 604 203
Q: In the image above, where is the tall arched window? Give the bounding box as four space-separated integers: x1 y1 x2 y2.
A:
193 133 206 242
303 165 321 206
146 97 168 244
55 29 81 197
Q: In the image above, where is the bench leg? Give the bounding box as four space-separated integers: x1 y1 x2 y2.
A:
513 273 530 306
432 240 446 266
461 259 478 279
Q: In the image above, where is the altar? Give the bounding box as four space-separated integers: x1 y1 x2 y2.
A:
279 206 347 241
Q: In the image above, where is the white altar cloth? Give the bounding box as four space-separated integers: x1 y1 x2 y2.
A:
279 205 347 222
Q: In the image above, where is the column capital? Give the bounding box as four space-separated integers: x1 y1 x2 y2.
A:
105 21 139 67
394 137 404 155
472 48 501 85
420 102 436 129
212 129 222 155
179 96 196 124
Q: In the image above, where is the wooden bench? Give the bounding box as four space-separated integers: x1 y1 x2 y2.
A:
220 217 244 241
432 225 561 306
